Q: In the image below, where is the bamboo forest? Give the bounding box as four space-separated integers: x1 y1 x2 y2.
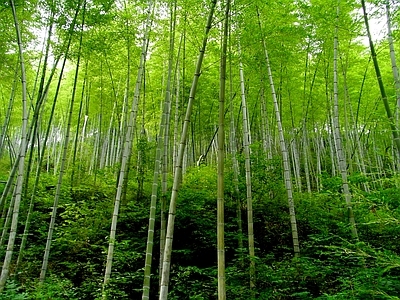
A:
1 0 400 299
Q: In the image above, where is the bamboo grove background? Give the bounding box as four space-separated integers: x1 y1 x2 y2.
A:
0 0 400 299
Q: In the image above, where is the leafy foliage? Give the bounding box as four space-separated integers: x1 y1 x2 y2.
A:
1 0 400 298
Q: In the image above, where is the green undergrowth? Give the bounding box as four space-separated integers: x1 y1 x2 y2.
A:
0 160 399 299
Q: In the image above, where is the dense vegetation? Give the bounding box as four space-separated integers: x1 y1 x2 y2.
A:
1 159 400 299
1 0 400 299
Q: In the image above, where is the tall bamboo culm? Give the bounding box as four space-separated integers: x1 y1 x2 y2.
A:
238 43 256 293
0 0 29 291
159 2 217 298
333 3 358 239
217 1 230 299
103 1 154 295
40 1 86 282
257 7 300 257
